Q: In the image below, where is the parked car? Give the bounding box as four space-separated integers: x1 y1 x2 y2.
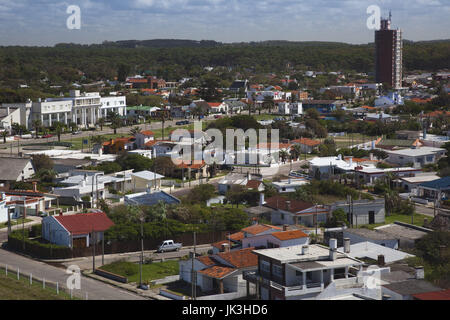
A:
157 240 182 253
214 115 222 119
72 131 81 135
42 134 53 138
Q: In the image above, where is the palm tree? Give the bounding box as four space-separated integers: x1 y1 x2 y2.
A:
53 122 65 142
91 135 106 146
97 118 106 131
263 95 275 113
130 126 142 136
290 144 302 161
32 119 42 137
158 107 170 140
1 130 8 143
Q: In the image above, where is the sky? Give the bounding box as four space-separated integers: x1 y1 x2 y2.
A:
0 0 449 46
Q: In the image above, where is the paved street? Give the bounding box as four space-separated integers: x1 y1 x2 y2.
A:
0 248 146 300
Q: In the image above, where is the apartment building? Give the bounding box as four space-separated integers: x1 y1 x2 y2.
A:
244 240 364 300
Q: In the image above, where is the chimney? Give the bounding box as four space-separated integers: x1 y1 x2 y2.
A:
349 157 353 167
286 200 291 212
370 153 374 161
329 238 337 261
377 254 385 267
283 224 288 231
344 238 351 254
0 192 5 201
415 266 424 280
32 181 37 192
259 193 265 206
302 245 309 255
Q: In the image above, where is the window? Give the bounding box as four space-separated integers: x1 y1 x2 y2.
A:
273 265 282 277
260 261 270 273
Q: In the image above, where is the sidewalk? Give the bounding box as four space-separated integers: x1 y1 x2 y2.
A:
83 269 170 300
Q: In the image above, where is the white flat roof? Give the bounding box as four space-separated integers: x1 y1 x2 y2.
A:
254 244 347 264
338 242 414 263
400 174 440 184
131 170 164 180
387 147 446 157
356 167 418 174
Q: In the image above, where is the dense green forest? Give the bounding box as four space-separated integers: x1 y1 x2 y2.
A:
0 39 448 88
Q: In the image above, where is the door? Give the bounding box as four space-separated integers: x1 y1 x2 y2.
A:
73 237 87 248
369 211 375 224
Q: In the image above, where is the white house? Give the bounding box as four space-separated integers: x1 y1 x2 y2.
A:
385 146 446 168
0 193 8 224
241 228 309 249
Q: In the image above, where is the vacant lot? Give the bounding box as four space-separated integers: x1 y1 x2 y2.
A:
99 260 179 284
0 271 70 300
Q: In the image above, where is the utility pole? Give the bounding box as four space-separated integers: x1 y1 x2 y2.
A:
22 198 27 250
191 231 197 300
139 215 144 289
92 230 96 272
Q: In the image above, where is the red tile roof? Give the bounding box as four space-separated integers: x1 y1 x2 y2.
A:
413 289 450 300
54 212 114 235
216 248 258 268
140 130 155 136
212 240 231 250
197 256 216 267
271 230 308 241
198 266 236 279
256 143 292 149
292 138 321 147
207 102 222 107
228 231 245 242
265 196 315 214
246 180 262 189
175 160 206 170
241 224 281 236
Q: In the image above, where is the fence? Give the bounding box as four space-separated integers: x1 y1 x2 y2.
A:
8 230 232 260
0 264 88 300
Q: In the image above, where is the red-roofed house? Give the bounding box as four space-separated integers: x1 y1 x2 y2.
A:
42 211 114 248
241 227 309 249
291 138 321 154
135 130 155 149
413 289 450 300
207 102 229 114
179 248 258 297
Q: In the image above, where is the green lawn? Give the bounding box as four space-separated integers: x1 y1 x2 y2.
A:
0 218 33 229
0 268 73 300
99 260 179 284
358 213 429 230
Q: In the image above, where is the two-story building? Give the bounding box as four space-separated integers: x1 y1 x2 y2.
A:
244 240 364 300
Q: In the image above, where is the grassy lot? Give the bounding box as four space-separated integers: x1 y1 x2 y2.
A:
99 260 179 284
0 268 73 300
253 114 282 121
358 213 429 230
331 133 376 149
0 218 33 230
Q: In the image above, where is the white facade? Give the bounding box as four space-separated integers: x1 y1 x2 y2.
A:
100 96 126 118
1 91 126 129
278 102 303 115
385 147 446 168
